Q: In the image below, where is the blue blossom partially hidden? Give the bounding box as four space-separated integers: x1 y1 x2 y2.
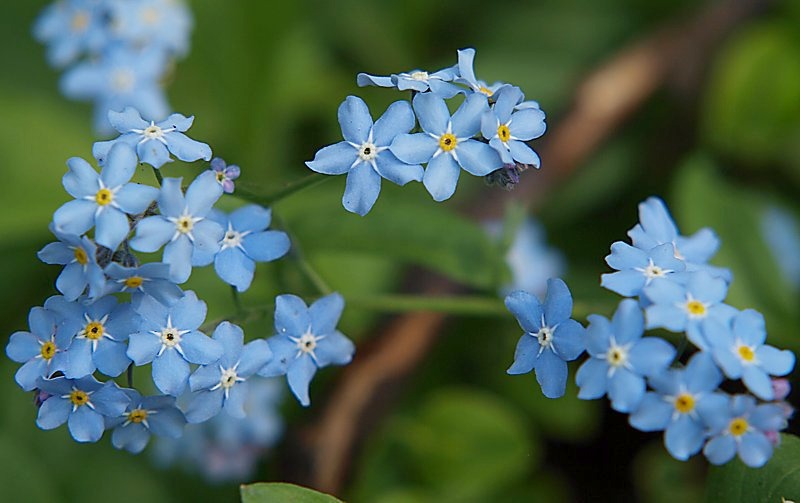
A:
761 206 800 290
456 48 509 98
6 306 71 391
505 279 586 399
357 64 461 98
104 262 184 306
38 228 105 301
480 86 546 167
107 389 186 454
258 293 355 406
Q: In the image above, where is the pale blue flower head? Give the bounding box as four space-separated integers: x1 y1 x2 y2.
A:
629 352 728 461
33 0 109 68
601 242 686 298
107 389 186 454
505 279 586 399
129 171 224 283
390 92 502 201
703 394 788 468
480 85 546 167
94 107 212 169
576 299 675 412
491 217 564 297
258 293 355 407
52 143 158 251
357 64 461 98
185 322 273 423
127 291 223 396
107 0 193 57
703 309 795 400
36 375 130 443
306 96 423 215
38 228 106 301
104 262 184 306
6 305 71 391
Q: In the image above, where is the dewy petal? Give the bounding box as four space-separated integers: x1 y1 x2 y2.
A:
504 290 543 333
534 349 568 398
451 93 488 138
343 163 382 216
544 278 573 325
95 207 130 250
314 331 354 367
242 231 290 262
374 152 424 186
100 143 137 188
455 140 502 176
665 415 705 460
114 183 159 215
507 334 538 375
309 293 345 336
53 200 96 236
63 157 100 199
165 132 212 163
68 406 104 443
389 133 438 165
575 358 609 399
274 295 312 337
372 100 416 146
153 349 190 396
423 154 460 202
412 93 450 135
338 96 373 144
287 356 318 407
306 142 358 175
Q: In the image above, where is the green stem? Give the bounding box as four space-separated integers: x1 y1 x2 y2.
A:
231 286 243 316
152 167 164 186
234 173 329 207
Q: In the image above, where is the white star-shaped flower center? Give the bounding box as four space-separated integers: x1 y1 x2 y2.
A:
637 259 673 283
151 316 190 356
349 130 386 169
734 340 758 366
535 326 554 351
77 313 113 352
290 330 326 363
220 224 250 250
168 208 203 242
211 365 246 399
602 338 632 376
682 294 708 319
132 121 178 145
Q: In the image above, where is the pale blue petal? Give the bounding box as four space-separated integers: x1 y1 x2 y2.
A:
413 93 449 135
492 86 523 122
732 309 766 346
314 332 354 367
64 339 95 378
645 304 686 332
677 228 719 263
192 219 224 255
509 108 547 140
37 397 71 429
373 100 415 146
544 278 572 324
130 217 174 253
180 332 222 365
258 336 296 377
63 157 99 198
158 113 195 132
275 295 311 337
665 415 704 460
95 207 130 250
238 339 272 376
138 140 171 169
156 177 185 218
508 141 541 166
306 142 357 175
629 393 672 431
38 242 74 265
356 73 393 87
610 299 645 344
389 133 438 164
114 184 159 214
684 352 722 393
223 383 248 418
112 424 150 453
287 356 317 406
6 331 42 362
216 248 255 292
704 435 736 465
552 319 584 361
126 332 161 365
688 272 728 304
230 205 271 231
185 171 223 216
584 314 611 356
147 406 185 438
504 290 543 333
108 107 149 131
68 406 104 442
153 349 190 396
423 154 460 202
164 237 193 283
451 93 488 137
242 231 290 262
628 337 675 376
756 345 795 376
53 200 96 236
374 154 423 185
738 433 773 468
309 293 345 336
608 368 645 413
189 364 221 391
15 359 49 391
742 366 774 400
166 132 212 162
94 339 130 377
338 96 373 144
456 140 502 176
601 270 646 297
507 334 538 375
185 389 223 423
343 163 381 216
575 358 608 399
101 143 137 187
534 349 567 398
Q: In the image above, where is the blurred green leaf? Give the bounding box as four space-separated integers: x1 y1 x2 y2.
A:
633 441 704 503
705 434 800 503
240 482 342 503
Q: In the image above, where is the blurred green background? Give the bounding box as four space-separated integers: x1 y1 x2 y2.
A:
2 0 799 501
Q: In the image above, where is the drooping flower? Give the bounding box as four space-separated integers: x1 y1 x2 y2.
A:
601 242 685 297
93 107 212 169
107 388 186 454
505 279 586 399
209 157 240 194
391 92 502 201
480 85 546 167
37 228 106 301
185 322 272 423
306 96 423 215
258 293 355 406
357 64 461 98
576 299 675 412
6 305 71 391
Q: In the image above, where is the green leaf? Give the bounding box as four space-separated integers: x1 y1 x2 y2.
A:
240 483 343 503
705 434 800 503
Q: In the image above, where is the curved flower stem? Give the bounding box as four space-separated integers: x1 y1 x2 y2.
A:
234 173 329 207
272 213 333 296
151 166 164 186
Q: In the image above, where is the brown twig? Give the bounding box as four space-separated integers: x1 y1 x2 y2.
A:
294 0 772 494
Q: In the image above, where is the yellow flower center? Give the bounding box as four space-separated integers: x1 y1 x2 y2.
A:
141 7 160 24
410 71 429 81
479 86 493 96
70 390 89 407
176 216 194 234
686 300 707 317
128 409 148 424
124 276 144 289
729 417 749 437
220 368 239 389
216 171 226 182
83 321 105 340
608 348 626 367
497 124 510 142
95 188 113 206
738 345 755 362
74 247 89 265
438 133 457 152
674 393 695 414
71 11 89 32
40 341 56 360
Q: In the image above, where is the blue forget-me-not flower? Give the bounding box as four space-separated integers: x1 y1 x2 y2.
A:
6 305 71 391
480 85 546 167
601 242 686 298
107 388 186 454
38 227 106 301
357 63 461 98
209 157 241 194
104 262 184 307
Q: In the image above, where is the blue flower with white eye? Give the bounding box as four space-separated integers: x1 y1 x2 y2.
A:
601 242 685 297
43 295 137 379
38 228 105 301
629 352 728 461
703 310 795 400
33 0 109 68
480 86 546 167
209 157 240 194
104 262 184 306
357 64 461 98
6 305 71 391
93 107 212 169
107 389 186 454
644 270 738 350
185 322 272 423
306 96 423 215
129 171 224 283
505 279 586 399
127 291 223 396
455 48 509 98
703 394 788 468
52 143 158 251
391 92 502 201
194 206 290 292
36 376 130 443
576 299 675 412
258 293 355 407
107 0 193 57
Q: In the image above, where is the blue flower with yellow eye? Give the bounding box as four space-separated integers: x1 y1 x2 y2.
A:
33 0 109 68
107 389 186 454
6 305 71 391
104 262 184 307
107 0 193 57
480 86 546 167
38 227 106 301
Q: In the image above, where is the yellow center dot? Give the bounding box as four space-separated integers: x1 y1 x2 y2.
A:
177 216 193 233
738 345 755 362
729 417 749 437
497 124 511 142
128 409 148 424
83 321 105 340
439 133 457 152
71 12 89 32
216 172 226 182
95 188 113 206
40 341 56 360
74 247 88 265
70 390 89 407
124 276 144 289
674 393 695 414
608 349 624 366
686 300 707 317
141 7 160 24
479 86 493 97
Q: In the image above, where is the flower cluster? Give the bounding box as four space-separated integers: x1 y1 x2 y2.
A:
306 48 547 215
506 197 795 468
34 0 193 133
6 108 355 455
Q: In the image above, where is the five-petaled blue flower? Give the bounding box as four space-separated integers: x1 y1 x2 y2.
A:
455 48 508 98
357 64 461 98
104 262 184 306
107 388 187 454
36 375 129 443
480 86 546 167
391 92 502 201
38 227 106 301
186 322 272 423
130 171 224 283
93 107 212 169
52 143 158 251
6 305 71 391
258 293 355 407
505 279 586 399
576 299 675 412
601 242 686 298
209 157 240 194
127 291 223 396
306 96 423 215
